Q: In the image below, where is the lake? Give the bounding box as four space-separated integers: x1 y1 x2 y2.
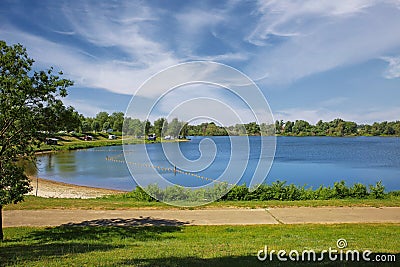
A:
36 136 400 191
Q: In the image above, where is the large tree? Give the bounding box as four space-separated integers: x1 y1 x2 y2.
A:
153 117 166 138
0 41 73 240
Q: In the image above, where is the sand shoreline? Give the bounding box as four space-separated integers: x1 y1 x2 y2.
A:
28 177 126 199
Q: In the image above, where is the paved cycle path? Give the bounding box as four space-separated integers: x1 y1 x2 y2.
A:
4 207 400 227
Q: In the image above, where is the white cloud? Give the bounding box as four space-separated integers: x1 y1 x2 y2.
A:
62 98 105 117
247 0 400 84
1 1 248 100
173 7 234 60
149 84 258 125
188 52 249 62
381 56 400 79
2 0 400 121
2 26 176 96
247 0 380 45
352 107 400 123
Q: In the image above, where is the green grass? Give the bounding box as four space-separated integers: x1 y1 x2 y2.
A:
36 134 140 152
1 224 398 266
5 195 400 210
36 133 189 152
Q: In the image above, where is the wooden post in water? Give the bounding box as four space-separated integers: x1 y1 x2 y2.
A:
36 177 38 197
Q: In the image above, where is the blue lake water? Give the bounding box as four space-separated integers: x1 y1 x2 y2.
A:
36 136 400 191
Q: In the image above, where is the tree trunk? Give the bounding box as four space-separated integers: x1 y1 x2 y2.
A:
0 205 3 241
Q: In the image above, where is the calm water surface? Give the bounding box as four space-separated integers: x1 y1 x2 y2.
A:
36 136 400 191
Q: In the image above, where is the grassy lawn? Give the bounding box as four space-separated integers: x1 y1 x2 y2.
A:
1 224 398 266
36 133 134 152
36 133 187 152
5 195 400 210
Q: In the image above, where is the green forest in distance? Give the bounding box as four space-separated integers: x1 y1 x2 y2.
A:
59 110 400 137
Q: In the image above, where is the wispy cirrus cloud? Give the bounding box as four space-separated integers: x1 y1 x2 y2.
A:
1 27 168 96
247 0 381 45
246 0 400 84
1 0 400 122
381 56 400 79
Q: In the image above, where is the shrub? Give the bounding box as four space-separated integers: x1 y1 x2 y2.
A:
369 181 385 199
122 186 156 201
163 185 188 201
350 183 368 198
286 184 301 200
270 180 287 200
333 181 350 199
225 185 249 200
122 180 390 203
314 185 335 200
388 190 400 197
298 186 315 200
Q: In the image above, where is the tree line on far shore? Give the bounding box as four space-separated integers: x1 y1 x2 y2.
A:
63 111 400 137
274 118 400 137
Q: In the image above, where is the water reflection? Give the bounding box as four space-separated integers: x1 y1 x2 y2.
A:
17 158 37 177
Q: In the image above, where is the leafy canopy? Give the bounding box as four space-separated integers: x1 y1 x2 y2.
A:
0 40 73 208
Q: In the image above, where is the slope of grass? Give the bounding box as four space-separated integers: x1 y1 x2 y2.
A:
36 133 135 152
5 195 400 210
36 133 188 152
1 224 398 266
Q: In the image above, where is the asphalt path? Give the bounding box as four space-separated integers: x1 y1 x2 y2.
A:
4 207 400 227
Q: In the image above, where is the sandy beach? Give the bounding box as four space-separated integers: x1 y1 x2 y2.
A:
28 177 125 199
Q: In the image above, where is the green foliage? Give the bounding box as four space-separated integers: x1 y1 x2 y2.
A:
66 109 400 137
333 181 350 199
123 117 400 137
350 183 368 198
276 118 400 137
369 180 385 199
120 186 155 201
0 162 32 205
153 118 166 138
0 40 73 239
119 180 390 203
224 184 249 200
313 186 335 200
388 190 400 197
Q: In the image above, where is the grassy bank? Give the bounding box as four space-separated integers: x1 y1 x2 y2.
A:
36 133 188 152
1 224 398 266
5 195 400 210
36 133 133 152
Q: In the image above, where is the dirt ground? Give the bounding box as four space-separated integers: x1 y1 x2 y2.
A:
27 177 125 199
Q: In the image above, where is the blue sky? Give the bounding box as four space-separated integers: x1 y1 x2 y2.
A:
1 0 400 124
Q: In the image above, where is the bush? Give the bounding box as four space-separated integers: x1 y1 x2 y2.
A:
350 183 368 198
225 185 249 200
333 181 350 199
270 180 287 200
298 186 315 200
122 186 156 201
120 180 390 203
388 190 400 197
164 186 188 201
286 184 301 200
369 181 385 199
